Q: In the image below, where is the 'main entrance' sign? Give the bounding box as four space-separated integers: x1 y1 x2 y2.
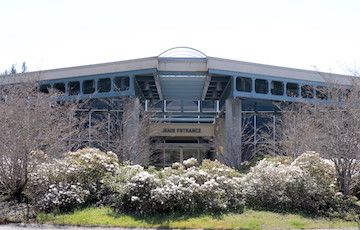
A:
150 123 214 137
163 128 201 133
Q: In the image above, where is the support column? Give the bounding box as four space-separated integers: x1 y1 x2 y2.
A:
123 98 140 163
224 99 242 168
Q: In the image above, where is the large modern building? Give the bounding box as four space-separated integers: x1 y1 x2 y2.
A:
3 47 353 167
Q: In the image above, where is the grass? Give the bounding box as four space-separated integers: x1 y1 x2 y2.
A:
37 206 360 229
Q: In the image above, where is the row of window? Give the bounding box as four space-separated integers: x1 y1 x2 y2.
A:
39 76 130 95
236 77 328 100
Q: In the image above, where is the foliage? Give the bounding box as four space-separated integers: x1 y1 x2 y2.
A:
7 148 360 218
1 62 27 75
104 158 244 215
0 84 80 201
262 79 360 196
27 148 119 212
241 152 354 215
91 98 155 165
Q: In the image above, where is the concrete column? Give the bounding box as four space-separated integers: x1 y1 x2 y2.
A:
123 98 140 163
224 99 242 168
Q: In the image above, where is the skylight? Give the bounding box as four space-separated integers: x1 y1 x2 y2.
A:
159 47 206 58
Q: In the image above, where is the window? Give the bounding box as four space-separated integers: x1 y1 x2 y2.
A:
301 84 314 99
114 76 130 91
54 82 65 93
271 81 284 95
286 82 299 97
68 81 80 95
98 78 111 92
83 80 95 94
343 89 352 101
39 84 50 94
255 79 268 94
236 77 252 92
316 86 328 100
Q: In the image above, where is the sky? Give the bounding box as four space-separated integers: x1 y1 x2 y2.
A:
1 0 360 75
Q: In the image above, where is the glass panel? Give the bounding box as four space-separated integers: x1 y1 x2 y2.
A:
316 86 328 100
83 80 95 94
271 81 284 95
165 149 180 165
39 84 50 93
183 149 198 161
301 84 314 99
236 77 252 92
198 150 207 164
241 101 255 111
255 79 268 94
114 76 130 91
68 81 80 95
183 101 198 112
201 100 216 112
152 149 164 167
166 100 181 112
256 102 274 112
54 83 65 93
98 78 111 92
124 77 130 90
183 149 207 164
286 82 299 97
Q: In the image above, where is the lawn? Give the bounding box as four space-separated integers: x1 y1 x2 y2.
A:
38 206 360 229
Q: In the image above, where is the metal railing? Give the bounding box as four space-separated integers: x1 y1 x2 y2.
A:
145 100 219 122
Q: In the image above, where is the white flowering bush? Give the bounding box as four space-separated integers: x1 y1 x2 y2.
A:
26 149 357 216
241 152 345 214
291 151 335 186
27 148 119 212
105 158 244 214
37 182 90 213
104 164 160 214
183 157 198 168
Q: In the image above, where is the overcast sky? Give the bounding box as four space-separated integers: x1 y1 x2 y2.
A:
1 0 360 74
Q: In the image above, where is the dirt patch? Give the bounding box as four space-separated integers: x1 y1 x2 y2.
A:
0 201 36 223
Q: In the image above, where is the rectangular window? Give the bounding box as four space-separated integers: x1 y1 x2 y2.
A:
286 82 299 97
271 81 284 95
301 84 314 99
343 89 352 101
316 86 328 100
114 76 130 91
83 80 95 94
98 78 111 92
329 88 341 101
236 77 252 92
68 81 80 95
54 82 65 93
255 79 268 94
39 84 50 94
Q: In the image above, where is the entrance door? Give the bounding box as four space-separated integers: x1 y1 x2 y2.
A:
155 147 208 167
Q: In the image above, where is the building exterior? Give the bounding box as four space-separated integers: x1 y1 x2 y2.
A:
2 47 354 167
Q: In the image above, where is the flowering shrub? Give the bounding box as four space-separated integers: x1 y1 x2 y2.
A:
183 157 198 168
241 152 345 214
291 151 335 186
26 149 358 216
105 158 244 214
37 182 90 213
27 148 119 212
103 164 160 214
